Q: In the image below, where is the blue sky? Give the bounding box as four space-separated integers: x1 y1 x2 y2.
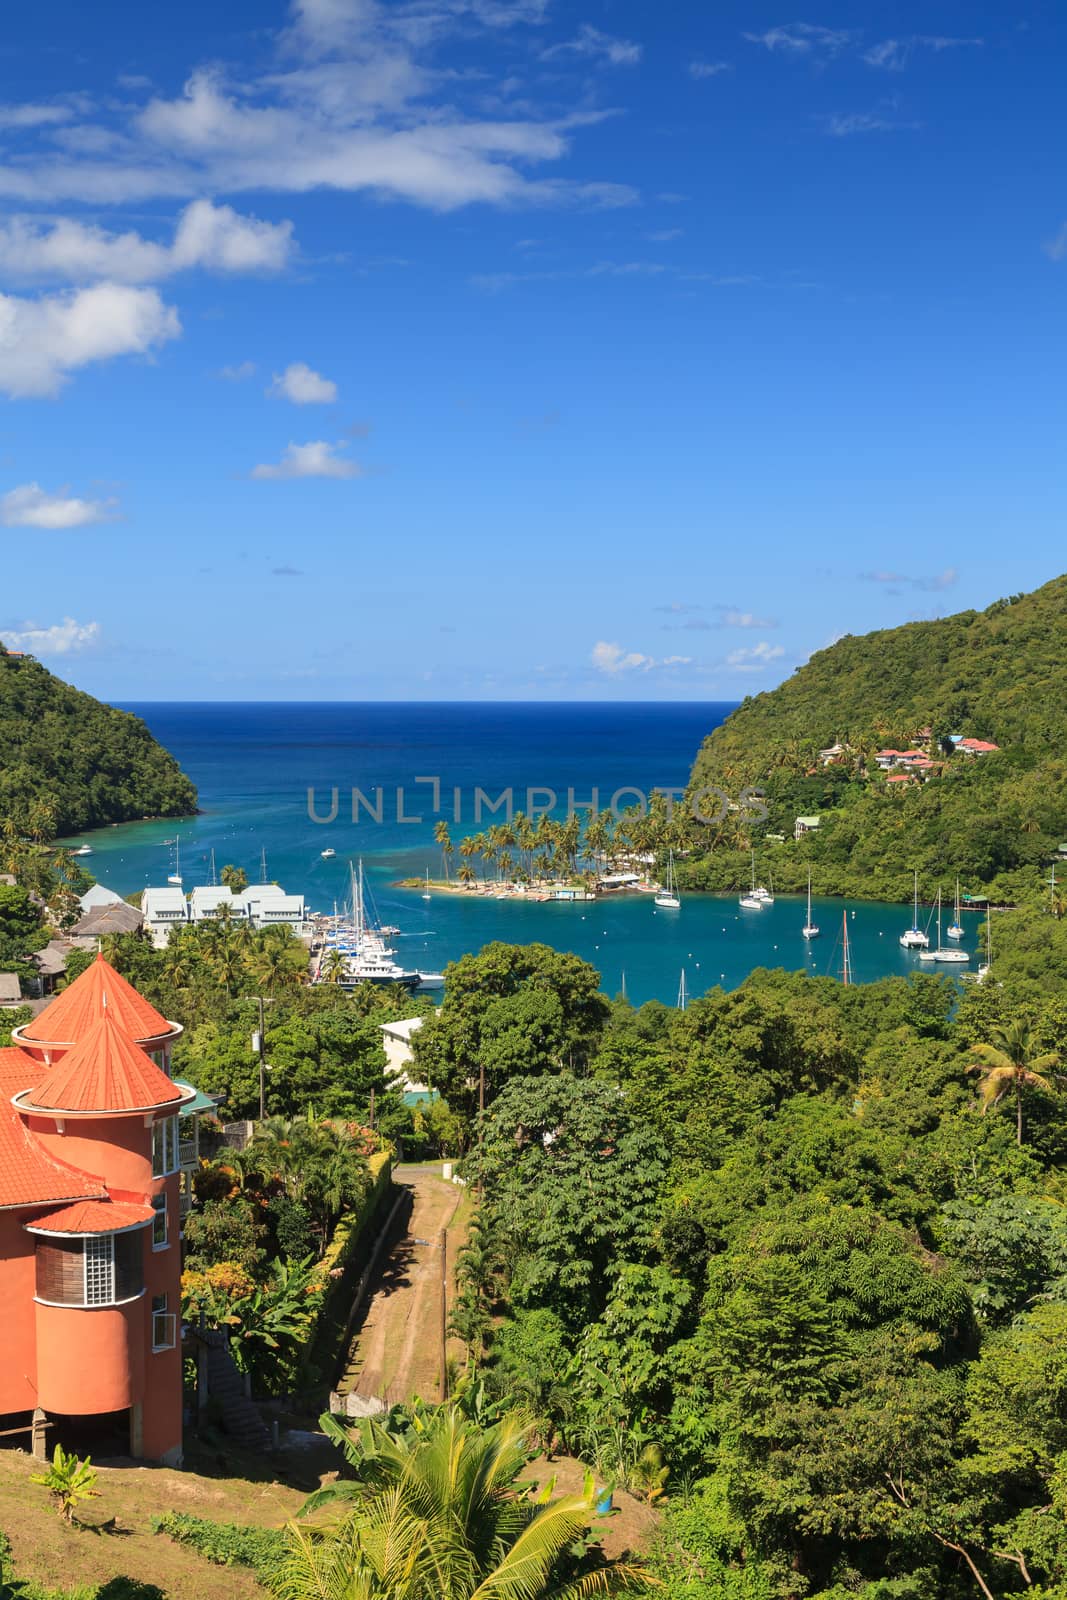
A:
0 0 1063 700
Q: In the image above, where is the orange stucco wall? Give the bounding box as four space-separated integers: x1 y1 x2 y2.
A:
34 1298 145 1415
27 1113 154 1192
0 1211 38 1414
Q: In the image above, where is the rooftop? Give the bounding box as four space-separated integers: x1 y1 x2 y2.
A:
0 1049 106 1210
26 1198 155 1235
23 1010 185 1116
21 953 173 1046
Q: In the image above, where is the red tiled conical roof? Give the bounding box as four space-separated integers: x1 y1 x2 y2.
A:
23 953 173 1046
0 1049 106 1209
26 1199 155 1234
27 1012 184 1114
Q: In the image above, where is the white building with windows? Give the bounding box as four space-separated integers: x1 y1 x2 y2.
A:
141 887 189 946
188 885 248 923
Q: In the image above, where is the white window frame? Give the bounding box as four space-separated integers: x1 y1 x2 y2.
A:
152 1294 176 1352
151 1192 168 1251
85 1234 114 1305
152 1116 179 1178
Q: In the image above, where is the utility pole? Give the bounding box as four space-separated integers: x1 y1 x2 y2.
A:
438 1226 449 1401
256 995 266 1122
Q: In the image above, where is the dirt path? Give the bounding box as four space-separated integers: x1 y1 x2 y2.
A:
338 1164 468 1406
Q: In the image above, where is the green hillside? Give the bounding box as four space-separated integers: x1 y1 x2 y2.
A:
682 574 1067 903
0 645 197 835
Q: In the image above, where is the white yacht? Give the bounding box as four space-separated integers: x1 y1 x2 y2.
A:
72 844 93 857
739 850 764 909
919 889 970 964
801 870 819 939
900 871 930 949
321 848 336 859
654 850 681 910
946 877 964 940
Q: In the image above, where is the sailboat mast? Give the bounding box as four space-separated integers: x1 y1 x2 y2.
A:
677 968 688 1010
841 910 852 986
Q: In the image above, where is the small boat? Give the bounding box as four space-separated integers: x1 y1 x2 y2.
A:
654 850 680 910
900 870 930 949
801 870 819 939
739 851 764 909
422 869 432 901
919 889 971 963
321 848 336 859
946 876 964 940
166 837 183 885
977 906 993 981
416 970 445 990
840 909 853 985
72 844 93 857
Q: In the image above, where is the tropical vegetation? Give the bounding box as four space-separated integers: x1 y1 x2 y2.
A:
0 644 196 836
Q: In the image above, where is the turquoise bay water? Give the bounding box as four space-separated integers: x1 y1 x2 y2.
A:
64 702 969 1005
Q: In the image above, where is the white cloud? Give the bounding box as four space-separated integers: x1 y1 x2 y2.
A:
0 282 180 399
591 640 654 675
860 567 957 592
864 35 983 69
251 439 360 479
1044 222 1067 263
0 103 74 129
719 609 778 629
688 60 732 78
0 199 295 285
0 482 115 529
542 25 642 66
269 361 338 403
726 641 785 671
0 0 638 217
218 359 258 380
826 111 921 136
1 617 100 654
743 23 855 57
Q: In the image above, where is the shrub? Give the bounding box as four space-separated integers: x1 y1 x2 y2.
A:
152 1512 285 1581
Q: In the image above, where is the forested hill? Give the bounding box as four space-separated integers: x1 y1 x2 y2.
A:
683 575 1067 902
0 645 197 835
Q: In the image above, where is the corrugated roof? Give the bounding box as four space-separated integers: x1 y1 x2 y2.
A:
0 1049 105 1210
27 1011 184 1114
27 1198 154 1235
22 952 172 1045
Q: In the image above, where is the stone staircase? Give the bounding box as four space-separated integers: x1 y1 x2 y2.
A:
197 1328 272 1453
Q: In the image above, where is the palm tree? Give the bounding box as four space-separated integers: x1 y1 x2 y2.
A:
284 1404 648 1600
969 1022 1061 1145
434 820 453 882
322 947 348 984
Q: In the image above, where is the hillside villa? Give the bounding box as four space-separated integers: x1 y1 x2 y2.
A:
0 955 210 1465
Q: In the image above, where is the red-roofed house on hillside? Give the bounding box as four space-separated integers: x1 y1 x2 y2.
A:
956 738 1000 756
0 955 205 1466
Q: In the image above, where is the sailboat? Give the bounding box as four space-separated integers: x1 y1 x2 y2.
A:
422 869 432 901
919 889 970 963
946 876 964 940
802 870 819 939
900 871 929 949
655 850 681 909
739 850 763 909
677 968 688 1011
840 910 853 985
977 904 993 981
167 837 182 885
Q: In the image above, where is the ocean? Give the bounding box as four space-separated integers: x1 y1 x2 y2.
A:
67 702 947 1005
